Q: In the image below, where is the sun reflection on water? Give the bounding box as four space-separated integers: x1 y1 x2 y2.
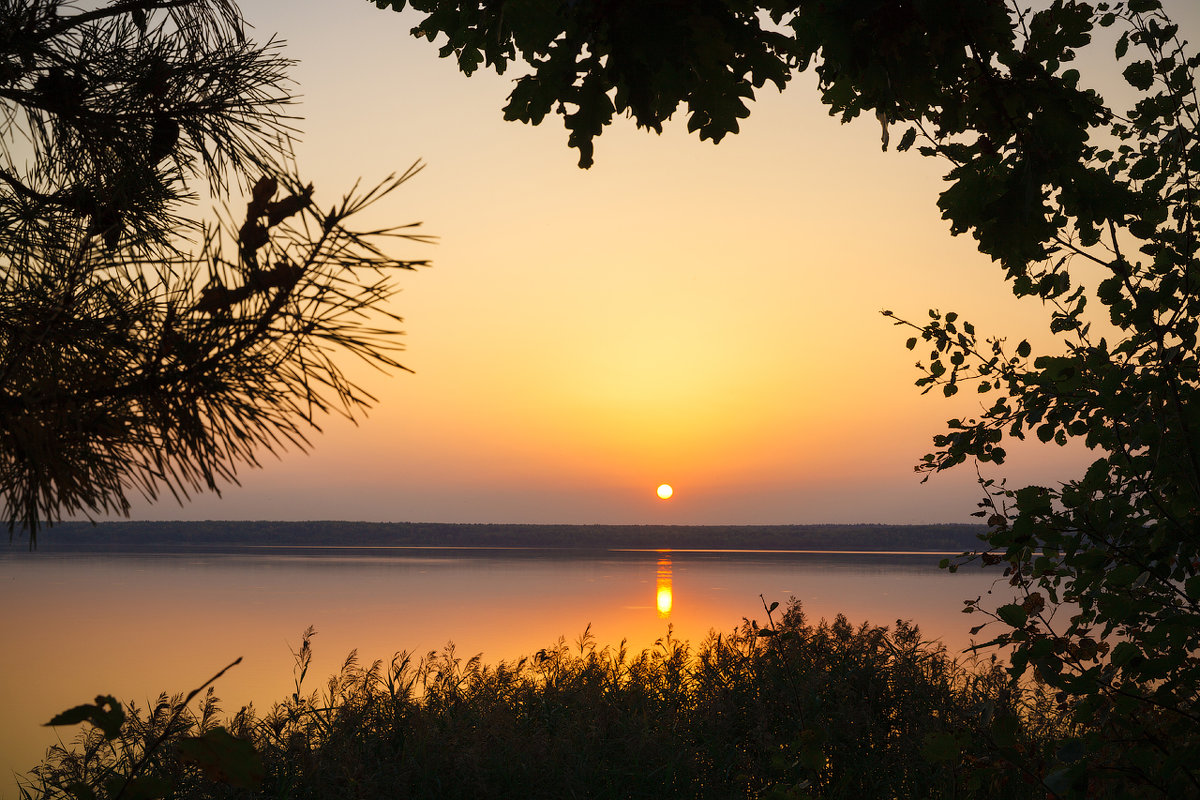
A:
656 553 673 618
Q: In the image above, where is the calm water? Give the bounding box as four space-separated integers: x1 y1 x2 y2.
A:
0 548 1012 795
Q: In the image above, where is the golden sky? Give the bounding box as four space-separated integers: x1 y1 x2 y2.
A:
113 1 1200 525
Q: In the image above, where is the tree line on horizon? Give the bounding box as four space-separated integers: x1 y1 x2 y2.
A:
27 520 988 552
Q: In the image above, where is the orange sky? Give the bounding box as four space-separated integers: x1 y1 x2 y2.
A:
106 1 1199 526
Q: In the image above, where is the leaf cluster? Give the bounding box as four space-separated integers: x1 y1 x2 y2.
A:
376 0 798 167
26 673 263 800
873 7 1200 791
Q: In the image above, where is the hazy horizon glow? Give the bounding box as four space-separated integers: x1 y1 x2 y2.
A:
67 1 1200 529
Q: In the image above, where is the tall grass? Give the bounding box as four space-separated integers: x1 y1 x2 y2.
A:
20 601 1072 800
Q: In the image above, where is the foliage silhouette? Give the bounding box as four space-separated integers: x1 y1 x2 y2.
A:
21 604 1066 800
1 0 429 543
374 0 1200 794
25 659 260 800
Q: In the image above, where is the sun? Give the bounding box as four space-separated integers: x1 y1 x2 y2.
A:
656 484 673 500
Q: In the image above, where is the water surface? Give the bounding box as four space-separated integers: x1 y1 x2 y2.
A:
0 548 1011 795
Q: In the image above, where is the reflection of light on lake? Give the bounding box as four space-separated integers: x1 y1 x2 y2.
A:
656 553 672 618
0 549 1012 787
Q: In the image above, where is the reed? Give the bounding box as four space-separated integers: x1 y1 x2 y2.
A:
20 600 1073 800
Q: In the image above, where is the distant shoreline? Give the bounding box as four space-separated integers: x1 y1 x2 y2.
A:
5 520 987 554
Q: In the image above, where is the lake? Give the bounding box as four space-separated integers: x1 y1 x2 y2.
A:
0 547 1013 796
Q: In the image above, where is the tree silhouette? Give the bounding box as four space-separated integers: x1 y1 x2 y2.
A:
379 0 1200 794
1 0 430 542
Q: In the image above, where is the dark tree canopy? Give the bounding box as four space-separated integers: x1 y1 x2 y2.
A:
375 0 1019 169
1 0 429 541
377 0 1200 795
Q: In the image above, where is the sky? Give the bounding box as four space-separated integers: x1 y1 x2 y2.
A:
106 0 1200 526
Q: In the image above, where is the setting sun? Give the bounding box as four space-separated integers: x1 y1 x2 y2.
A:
656 484 673 500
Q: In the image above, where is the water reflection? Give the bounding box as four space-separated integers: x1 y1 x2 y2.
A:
656 552 672 618
0 548 1008 797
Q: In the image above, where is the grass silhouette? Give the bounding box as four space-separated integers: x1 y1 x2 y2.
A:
21 601 1070 800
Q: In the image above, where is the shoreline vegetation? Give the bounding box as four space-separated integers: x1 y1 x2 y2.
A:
12 521 986 554
22 600 1073 800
